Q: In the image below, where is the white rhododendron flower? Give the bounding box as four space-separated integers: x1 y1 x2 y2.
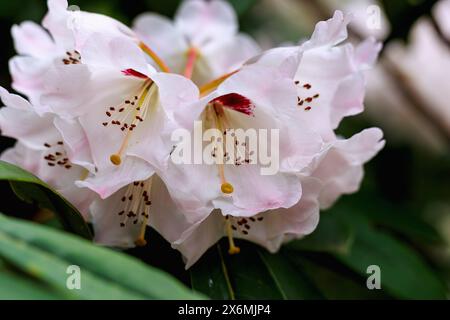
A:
0 0 384 268
159 64 323 221
133 0 260 84
154 11 385 267
0 88 95 217
9 0 134 114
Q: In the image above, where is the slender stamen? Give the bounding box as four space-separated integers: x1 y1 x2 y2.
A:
135 178 152 247
200 70 240 96
184 47 199 79
139 42 171 73
110 82 154 166
212 103 234 194
226 217 240 255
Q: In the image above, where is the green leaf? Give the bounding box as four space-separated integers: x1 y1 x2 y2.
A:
190 240 323 300
190 244 233 300
359 200 443 245
0 214 205 300
287 213 354 254
257 249 324 299
336 222 447 299
227 0 258 16
287 254 389 300
0 161 91 239
0 260 64 300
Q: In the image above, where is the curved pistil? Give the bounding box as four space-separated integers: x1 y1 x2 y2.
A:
225 216 240 255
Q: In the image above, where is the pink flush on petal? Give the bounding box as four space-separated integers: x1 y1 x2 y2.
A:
122 68 149 79
212 93 255 116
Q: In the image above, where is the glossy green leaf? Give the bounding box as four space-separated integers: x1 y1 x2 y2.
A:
190 240 323 300
0 161 91 239
0 214 205 300
190 244 233 300
359 200 443 245
0 261 66 300
287 254 389 300
336 222 447 299
287 213 354 254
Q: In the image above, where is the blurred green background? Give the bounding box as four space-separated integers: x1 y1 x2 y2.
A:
0 0 449 300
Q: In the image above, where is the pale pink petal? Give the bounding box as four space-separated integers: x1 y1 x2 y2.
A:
40 63 92 118
313 128 385 209
11 21 55 57
90 187 143 248
53 117 95 172
303 10 351 49
202 33 261 77
175 0 237 47
0 88 59 150
433 0 450 40
77 156 155 199
79 34 153 76
132 13 188 62
172 211 224 269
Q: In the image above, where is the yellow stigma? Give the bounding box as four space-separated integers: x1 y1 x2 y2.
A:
226 217 240 255
134 237 147 247
221 182 234 194
110 154 122 166
228 246 240 255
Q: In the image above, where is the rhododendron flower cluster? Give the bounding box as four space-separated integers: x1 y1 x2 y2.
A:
0 0 384 268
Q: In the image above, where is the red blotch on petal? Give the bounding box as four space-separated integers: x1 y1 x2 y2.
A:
212 93 255 116
122 68 149 79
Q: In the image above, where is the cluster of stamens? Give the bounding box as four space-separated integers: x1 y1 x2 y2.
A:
117 179 153 246
43 141 72 169
204 94 257 195
103 81 154 166
209 130 254 167
102 94 141 132
224 214 265 255
117 181 152 227
62 51 81 65
295 81 320 111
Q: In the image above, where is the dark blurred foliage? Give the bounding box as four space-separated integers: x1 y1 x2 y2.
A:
0 0 448 296
381 0 439 42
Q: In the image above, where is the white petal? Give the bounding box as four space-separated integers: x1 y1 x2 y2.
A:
172 210 224 269
0 88 60 150
313 128 385 209
11 21 55 57
303 10 351 49
79 34 152 76
43 0 75 49
133 13 188 61
53 117 95 172
40 63 92 118
175 0 237 47
77 157 155 199
214 167 302 217
433 0 450 40
90 188 142 248
203 33 261 78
